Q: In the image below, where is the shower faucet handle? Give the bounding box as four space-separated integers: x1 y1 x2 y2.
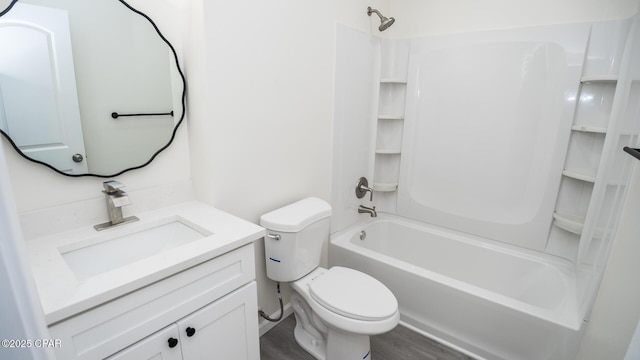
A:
355 177 374 201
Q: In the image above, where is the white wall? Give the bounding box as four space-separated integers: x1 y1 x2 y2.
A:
187 0 387 320
331 25 380 234
388 0 639 37
189 0 388 220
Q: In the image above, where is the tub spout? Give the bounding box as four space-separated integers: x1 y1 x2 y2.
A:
358 205 377 217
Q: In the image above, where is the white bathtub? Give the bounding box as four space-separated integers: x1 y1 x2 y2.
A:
329 215 585 360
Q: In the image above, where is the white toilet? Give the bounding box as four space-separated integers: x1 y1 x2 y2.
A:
260 197 399 360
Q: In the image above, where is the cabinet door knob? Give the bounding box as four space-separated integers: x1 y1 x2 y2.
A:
167 337 179 348
186 327 196 337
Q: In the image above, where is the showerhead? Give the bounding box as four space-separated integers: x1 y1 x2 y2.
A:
367 6 395 32
378 16 395 31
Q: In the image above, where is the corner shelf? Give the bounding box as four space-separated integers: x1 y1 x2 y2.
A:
580 75 618 83
550 72 617 253
374 72 407 195
571 125 607 133
373 41 411 200
380 78 407 84
553 212 585 235
372 182 398 192
375 149 402 155
562 170 596 183
378 115 404 120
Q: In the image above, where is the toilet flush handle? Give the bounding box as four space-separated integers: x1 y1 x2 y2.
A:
266 233 281 241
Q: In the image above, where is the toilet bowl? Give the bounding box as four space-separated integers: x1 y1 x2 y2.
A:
289 267 399 359
260 197 399 360
294 267 399 334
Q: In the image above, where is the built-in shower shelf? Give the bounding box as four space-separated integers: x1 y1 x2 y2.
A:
378 115 404 120
552 212 585 235
380 78 407 84
374 51 408 200
372 182 398 192
375 149 402 155
580 75 618 83
562 170 596 183
571 125 607 134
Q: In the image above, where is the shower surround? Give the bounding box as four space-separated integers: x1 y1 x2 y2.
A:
330 15 640 360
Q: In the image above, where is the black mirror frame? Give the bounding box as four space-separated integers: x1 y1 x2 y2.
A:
0 0 186 178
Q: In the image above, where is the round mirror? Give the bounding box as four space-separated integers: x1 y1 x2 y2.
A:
0 0 185 177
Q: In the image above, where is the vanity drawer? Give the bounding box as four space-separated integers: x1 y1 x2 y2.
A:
48 243 255 360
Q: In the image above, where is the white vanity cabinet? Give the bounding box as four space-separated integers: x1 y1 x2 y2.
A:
106 325 182 360
48 243 260 360
177 282 259 359
108 282 259 360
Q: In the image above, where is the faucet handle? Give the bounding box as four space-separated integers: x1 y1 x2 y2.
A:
103 180 125 194
355 177 373 201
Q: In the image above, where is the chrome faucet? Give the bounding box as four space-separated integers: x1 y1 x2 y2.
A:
94 180 139 231
358 205 377 217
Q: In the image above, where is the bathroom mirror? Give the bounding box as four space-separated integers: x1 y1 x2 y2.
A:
0 0 185 177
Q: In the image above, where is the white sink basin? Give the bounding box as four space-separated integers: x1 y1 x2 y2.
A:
27 201 266 324
59 217 211 280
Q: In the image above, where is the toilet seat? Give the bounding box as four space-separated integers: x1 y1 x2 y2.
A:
309 267 397 321
291 267 400 335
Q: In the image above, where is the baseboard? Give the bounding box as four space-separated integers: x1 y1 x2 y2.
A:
259 302 293 337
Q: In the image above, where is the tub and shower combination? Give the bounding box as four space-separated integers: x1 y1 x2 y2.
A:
330 215 582 360
331 13 640 360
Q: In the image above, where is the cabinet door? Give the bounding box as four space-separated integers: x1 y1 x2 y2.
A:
177 282 259 360
106 324 183 360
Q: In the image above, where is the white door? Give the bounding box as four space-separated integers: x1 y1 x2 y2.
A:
106 324 183 360
0 3 88 174
178 282 260 360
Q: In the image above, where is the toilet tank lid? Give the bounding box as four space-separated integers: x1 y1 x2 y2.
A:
260 197 332 232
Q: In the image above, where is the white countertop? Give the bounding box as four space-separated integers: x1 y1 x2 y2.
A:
26 201 265 325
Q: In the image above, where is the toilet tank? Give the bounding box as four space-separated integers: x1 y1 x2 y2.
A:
260 197 332 282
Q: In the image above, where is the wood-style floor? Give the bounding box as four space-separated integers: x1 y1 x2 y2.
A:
259 314 474 360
